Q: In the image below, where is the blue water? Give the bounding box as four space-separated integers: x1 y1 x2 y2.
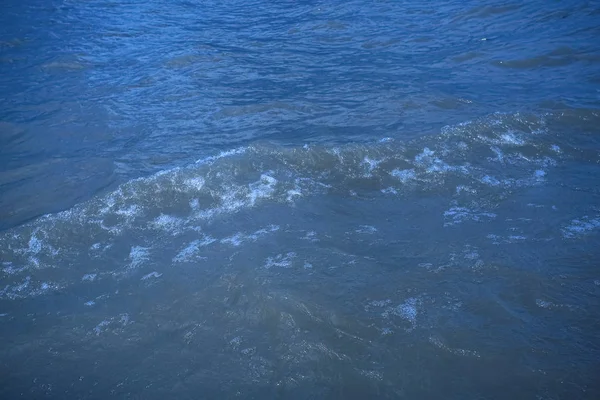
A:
1 0 600 398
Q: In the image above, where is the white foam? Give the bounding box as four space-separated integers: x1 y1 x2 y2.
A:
119 314 131 325
415 147 435 164
99 220 122 235
487 234 527 244
359 370 383 381
419 262 446 273
0 276 31 300
141 272 162 280
182 176 205 191
391 168 416 183
41 281 60 293
12 230 56 259
189 198 200 210
535 299 574 310
128 246 149 269
362 156 382 175
441 296 463 312
173 236 216 262
461 246 485 270
28 234 42 254
443 206 496 226
115 204 142 220
93 320 110 335
499 132 525 145
287 177 329 202
456 141 469 150
455 185 476 194
152 214 185 234
286 189 302 202
480 175 501 186
415 148 447 173
0 276 60 300
0 117 569 309
355 225 377 234
220 225 280 247
509 235 527 240
464 249 479 260
427 160 453 174
394 298 418 324
429 336 480 358
535 299 551 308
248 174 277 206
14 276 31 292
264 252 296 269
229 336 242 349
92 314 131 335
221 233 244 246
249 225 280 239
328 147 342 159
364 156 381 169
241 347 256 356
380 298 419 330
527 203 545 208
195 147 247 165
194 191 243 220
562 216 600 238
2 264 27 275
301 231 318 242
489 146 504 163
367 299 392 309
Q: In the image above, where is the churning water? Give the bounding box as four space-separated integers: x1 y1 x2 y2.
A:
1 0 599 398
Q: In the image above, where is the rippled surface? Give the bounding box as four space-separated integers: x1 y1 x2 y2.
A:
1 0 600 398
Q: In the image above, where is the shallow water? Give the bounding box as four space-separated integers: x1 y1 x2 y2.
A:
1 0 600 398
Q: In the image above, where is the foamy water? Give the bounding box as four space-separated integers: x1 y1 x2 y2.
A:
1 112 599 400
1 0 600 397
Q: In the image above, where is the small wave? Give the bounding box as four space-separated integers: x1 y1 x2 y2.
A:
0 112 580 301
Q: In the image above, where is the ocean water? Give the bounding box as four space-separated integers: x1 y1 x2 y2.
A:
1 0 600 398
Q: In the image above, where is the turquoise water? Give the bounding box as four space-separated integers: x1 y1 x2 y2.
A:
1 0 599 398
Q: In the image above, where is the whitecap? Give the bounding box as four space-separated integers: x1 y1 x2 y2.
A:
141 272 162 280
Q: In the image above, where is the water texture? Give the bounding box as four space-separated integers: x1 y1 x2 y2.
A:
1 0 599 398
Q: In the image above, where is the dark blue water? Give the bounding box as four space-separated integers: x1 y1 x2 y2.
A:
1 0 600 398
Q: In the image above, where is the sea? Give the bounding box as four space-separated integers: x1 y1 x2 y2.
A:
1 0 599 398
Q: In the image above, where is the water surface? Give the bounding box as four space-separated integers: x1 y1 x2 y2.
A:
1 0 600 398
